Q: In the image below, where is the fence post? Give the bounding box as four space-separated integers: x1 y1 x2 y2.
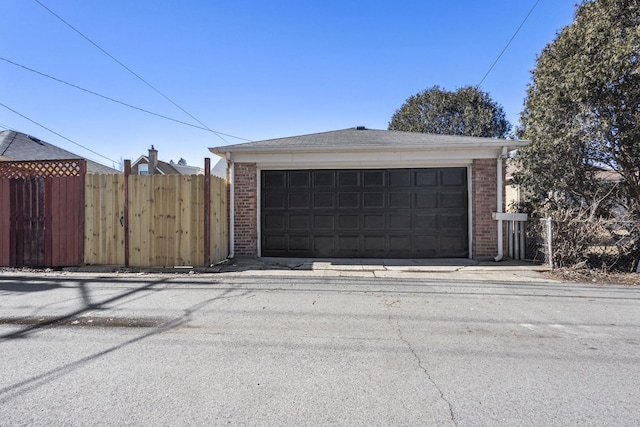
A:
124 160 131 267
78 160 86 266
546 217 553 269
204 158 211 267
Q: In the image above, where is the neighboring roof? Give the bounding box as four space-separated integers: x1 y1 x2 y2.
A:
210 127 528 155
0 130 119 174
131 155 182 175
211 158 227 178
171 163 204 175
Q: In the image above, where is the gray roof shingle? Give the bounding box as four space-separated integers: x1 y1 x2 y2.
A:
210 127 527 154
0 130 120 174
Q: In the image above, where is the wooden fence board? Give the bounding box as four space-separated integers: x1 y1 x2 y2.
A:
84 174 125 265
210 176 228 263
46 176 83 267
191 175 204 265
0 179 9 266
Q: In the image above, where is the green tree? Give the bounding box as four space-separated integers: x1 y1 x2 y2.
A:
516 0 640 218
388 86 510 138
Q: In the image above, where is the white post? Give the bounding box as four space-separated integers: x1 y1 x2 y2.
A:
227 153 235 259
495 147 507 262
507 221 514 259
519 221 526 261
514 221 520 260
546 217 553 269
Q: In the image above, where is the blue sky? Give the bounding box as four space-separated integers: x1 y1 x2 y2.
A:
1 0 577 170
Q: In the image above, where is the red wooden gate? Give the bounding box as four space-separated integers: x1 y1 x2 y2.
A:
0 160 85 267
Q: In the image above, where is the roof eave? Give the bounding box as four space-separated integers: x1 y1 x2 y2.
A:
209 140 528 156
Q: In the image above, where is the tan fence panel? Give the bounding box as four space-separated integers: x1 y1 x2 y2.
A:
84 172 228 268
84 174 125 265
210 175 228 263
129 174 203 267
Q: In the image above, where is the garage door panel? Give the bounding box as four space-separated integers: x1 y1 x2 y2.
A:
288 194 310 209
289 235 311 251
364 235 386 252
416 170 438 187
364 214 385 229
338 235 360 252
389 170 411 187
389 192 411 208
314 236 335 253
264 214 285 231
440 191 466 209
313 171 335 187
363 192 385 208
263 171 286 188
363 171 385 187
313 193 335 209
415 191 438 209
264 235 286 251
289 171 310 188
415 213 438 230
389 235 412 251
264 194 286 209
414 236 438 251
389 214 412 230
289 215 309 230
261 168 468 258
314 215 334 229
440 236 467 256
338 215 359 230
338 192 360 208
440 213 467 229
441 168 466 186
338 171 360 186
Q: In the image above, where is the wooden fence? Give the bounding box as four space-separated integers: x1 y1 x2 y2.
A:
0 160 85 268
1 158 228 268
84 170 228 267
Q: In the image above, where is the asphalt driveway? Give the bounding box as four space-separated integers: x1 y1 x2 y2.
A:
0 267 638 426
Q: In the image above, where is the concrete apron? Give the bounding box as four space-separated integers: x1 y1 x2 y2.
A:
221 257 554 283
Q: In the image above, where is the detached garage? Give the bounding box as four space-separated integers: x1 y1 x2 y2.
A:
210 127 527 260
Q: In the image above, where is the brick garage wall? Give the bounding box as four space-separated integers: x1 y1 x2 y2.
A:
472 158 504 259
233 163 257 256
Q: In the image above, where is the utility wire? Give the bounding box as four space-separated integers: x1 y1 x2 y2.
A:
33 0 229 142
0 102 118 165
0 57 250 142
477 0 542 88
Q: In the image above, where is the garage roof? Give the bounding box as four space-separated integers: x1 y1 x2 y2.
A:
209 127 527 154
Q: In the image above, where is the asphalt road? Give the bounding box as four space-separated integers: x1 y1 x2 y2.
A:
1 272 639 426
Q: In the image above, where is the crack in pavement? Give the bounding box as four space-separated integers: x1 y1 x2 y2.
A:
389 314 458 427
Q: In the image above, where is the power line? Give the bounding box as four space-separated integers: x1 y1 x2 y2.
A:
0 57 251 142
477 0 542 88
0 102 118 165
33 0 228 142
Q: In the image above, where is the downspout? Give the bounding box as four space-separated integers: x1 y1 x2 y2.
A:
227 153 235 259
495 146 508 262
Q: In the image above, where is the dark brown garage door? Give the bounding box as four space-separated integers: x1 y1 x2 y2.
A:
261 168 468 258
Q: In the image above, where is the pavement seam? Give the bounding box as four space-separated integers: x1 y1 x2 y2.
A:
389 314 458 427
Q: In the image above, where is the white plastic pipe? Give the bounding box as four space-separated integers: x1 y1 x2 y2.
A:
495 146 508 262
227 153 235 259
